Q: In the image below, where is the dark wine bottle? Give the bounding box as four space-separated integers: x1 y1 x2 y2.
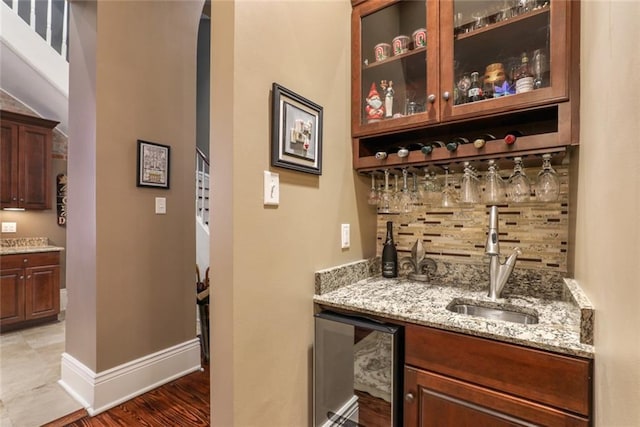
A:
446 137 470 152
381 221 398 278
467 71 484 102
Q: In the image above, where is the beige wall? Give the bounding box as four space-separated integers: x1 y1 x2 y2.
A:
575 1 640 425
67 0 202 372
210 1 376 425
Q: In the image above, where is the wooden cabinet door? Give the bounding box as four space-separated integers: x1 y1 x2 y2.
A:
19 124 52 209
404 366 589 427
0 267 26 326
0 122 19 208
25 265 60 320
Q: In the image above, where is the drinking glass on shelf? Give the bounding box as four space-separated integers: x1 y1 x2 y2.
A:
441 166 458 208
536 154 560 201
378 169 392 213
483 159 506 204
410 172 424 211
507 157 531 202
398 169 413 213
390 173 401 213
422 168 442 206
459 162 480 204
367 173 380 206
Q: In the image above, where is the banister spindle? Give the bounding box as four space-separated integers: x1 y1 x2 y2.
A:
46 0 52 44
61 0 69 59
29 0 36 30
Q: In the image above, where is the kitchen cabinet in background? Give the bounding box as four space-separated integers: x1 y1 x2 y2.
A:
0 110 59 210
0 252 61 330
350 0 580 171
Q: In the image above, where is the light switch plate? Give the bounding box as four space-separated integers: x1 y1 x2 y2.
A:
341 224 350 249
155 197 166 214
1 222 17 233
264 171 280 206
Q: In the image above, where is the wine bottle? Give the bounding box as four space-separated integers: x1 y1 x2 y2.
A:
473 133 496 149
467 71 484 102
381 221 398 278
446 137 470 152
515 52 534 94
504 130 523 145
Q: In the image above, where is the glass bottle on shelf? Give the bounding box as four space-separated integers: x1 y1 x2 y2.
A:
468 72 484 102
515 52 534 94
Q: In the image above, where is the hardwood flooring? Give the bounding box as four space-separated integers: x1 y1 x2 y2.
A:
44 364 209 426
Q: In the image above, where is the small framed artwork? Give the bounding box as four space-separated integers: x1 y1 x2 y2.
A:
136 140 170 189
271 82 323 175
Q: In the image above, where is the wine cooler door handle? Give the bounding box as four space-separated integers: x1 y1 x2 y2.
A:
427 94 436 103
442 91 450 101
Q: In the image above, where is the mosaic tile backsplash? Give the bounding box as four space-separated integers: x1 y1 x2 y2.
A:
377 165 569 272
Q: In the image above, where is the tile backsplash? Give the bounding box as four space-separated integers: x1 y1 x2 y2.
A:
377 165 569 272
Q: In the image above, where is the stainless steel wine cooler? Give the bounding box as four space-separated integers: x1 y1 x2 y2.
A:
313 311 403 427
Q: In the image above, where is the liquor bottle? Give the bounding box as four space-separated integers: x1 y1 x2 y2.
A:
504 130 523 145
515 52 534 94
446 137 470 152
473 133 496 149
467 72 484 102
381 221 398 278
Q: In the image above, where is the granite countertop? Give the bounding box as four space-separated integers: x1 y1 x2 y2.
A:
314 259 595 359
0 237 65 255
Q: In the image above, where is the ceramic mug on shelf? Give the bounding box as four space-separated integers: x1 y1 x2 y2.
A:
392 35 410 55
374 43 392 62
412 28 427 49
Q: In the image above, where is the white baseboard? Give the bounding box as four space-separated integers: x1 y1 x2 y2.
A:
59 338 201 415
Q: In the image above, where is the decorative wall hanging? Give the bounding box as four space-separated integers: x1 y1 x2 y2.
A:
271 83 323 175
56 173 67 226
137 140 171 189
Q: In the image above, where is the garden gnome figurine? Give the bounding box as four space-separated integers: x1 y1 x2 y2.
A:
365 82 384 122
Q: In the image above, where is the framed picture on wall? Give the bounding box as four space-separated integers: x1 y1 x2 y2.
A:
271 83 323 175
136 140 171 189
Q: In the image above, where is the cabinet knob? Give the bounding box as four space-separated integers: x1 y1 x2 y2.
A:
19 198 24 202
20 276 24 279
23 258 28 263
12 197 17 201
442 91 451 101
27 275 31 279
405 392 414 403
427 94 436 103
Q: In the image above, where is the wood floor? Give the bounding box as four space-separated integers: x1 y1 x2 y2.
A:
44 364 209 426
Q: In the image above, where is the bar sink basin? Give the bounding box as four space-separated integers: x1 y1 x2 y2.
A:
446 299 539 325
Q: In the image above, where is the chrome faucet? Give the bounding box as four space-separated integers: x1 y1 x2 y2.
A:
486 206 522 300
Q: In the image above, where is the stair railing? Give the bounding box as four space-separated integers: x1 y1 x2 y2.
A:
195 147 210 229
6 0 69 60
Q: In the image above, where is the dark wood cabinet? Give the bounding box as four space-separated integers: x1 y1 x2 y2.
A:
0 252 60 330
0 110 58 209
350 0 580 171
403 324 592 426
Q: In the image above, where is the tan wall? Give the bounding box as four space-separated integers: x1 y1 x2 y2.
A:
210 1 377 425
575 1 640 425
67 0 202 372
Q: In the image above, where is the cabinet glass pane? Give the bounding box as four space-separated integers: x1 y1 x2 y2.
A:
452 0 551 106
360 1 426 126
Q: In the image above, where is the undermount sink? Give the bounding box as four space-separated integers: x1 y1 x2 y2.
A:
446 299 539 325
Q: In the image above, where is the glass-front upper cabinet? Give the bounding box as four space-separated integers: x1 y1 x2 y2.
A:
351 0 439 137
440 0 570 121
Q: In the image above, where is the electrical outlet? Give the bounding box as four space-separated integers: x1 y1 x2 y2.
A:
341 224 350 249
2 222 17 233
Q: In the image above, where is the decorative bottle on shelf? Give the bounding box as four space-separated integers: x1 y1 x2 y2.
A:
515 52 534 94
381 221 398 278
467 72 484 102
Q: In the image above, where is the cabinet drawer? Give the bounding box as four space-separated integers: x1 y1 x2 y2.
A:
405 324 592 416
1 252 60 269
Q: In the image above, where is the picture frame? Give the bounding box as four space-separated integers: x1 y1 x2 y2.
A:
136 140 171 189
271 82 323 175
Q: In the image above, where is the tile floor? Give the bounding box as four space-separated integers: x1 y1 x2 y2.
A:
0 320 82 427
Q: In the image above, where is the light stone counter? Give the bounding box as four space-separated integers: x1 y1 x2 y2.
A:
1 237 64 255
314 259 594 359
